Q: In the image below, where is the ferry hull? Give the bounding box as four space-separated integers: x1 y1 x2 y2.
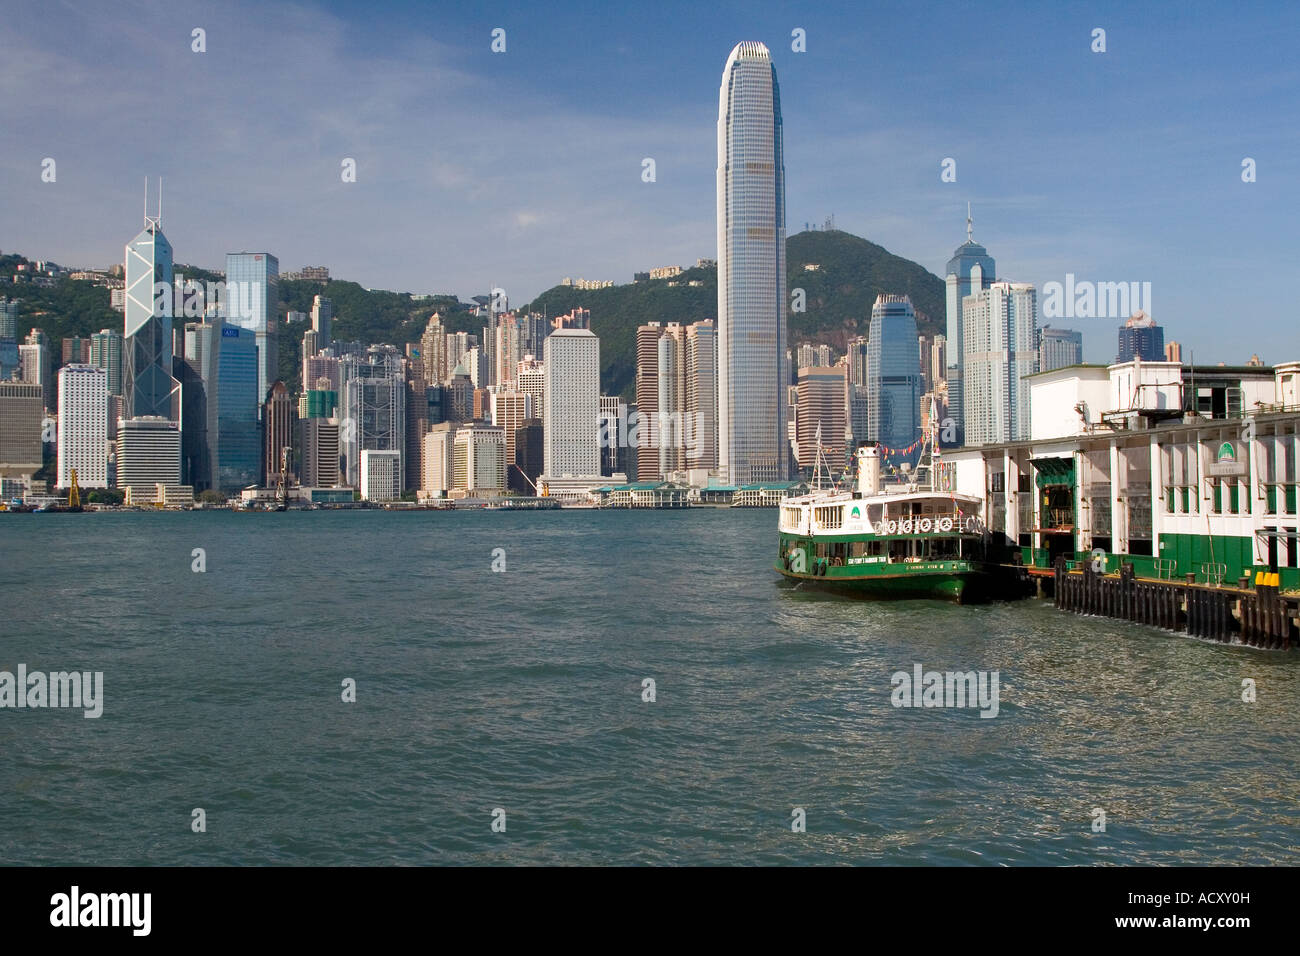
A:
776 564 1000 604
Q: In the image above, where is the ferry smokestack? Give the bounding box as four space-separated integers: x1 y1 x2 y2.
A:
856 445 881 496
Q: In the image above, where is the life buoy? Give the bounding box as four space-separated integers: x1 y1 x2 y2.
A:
965 516 980 533
919 517 932 532
901 518 913 534
938 516 954 533
884 519 897 534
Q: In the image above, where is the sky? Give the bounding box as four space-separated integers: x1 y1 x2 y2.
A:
1 0 1297 364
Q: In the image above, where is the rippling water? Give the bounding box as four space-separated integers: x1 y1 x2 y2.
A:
1 509 1297 865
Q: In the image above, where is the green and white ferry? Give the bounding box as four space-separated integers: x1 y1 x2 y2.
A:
776 426 1018 603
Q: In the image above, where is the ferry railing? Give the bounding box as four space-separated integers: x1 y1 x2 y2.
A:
877 512 981 535
1154 558 1177 580
1200 562 1228 587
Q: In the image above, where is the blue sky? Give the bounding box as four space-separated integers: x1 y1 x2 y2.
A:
1 0 1296 363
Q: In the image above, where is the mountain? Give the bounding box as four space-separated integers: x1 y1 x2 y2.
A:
519 228 945 400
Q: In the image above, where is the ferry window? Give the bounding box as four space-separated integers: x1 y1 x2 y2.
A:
990 473 1005 493
1018 473 1031 493
850 541 866 558
868 504 883 525
869 541 883 556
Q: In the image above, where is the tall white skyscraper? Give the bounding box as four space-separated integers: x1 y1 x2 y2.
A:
542 328 599 479
962 281 1039 445
56 364 108 488
717 41 788 483
944 205 995 445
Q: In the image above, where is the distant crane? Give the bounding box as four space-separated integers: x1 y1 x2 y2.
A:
68 469 81 509
510 463 544 497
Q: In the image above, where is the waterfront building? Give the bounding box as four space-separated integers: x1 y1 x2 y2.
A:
116 415 181 493
359 449 401 502
542 328 600 482
717 41 788 483
943 359 1300 585
421 422 456 497
453 424 506 497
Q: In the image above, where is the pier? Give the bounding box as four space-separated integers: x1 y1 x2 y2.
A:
1045 557 1298 649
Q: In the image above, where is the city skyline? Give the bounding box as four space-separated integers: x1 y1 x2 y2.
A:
1 1 1296 368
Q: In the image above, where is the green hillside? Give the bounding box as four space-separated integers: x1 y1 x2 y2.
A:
520 228 945 400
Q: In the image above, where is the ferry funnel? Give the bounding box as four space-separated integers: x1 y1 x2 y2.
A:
856 445 881 496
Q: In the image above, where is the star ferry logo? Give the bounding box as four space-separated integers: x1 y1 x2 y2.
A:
1217 441 1236 463
850 506 861 518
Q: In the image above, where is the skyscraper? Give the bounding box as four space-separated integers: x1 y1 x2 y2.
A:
124 214 180 421
685 320 718 470
215 323 261 491
56 364 108 488
867 295 923 462
717 41 787 483
963 281 1039 445
0 299 19 383
340 346 405 489
225 252 279 405
311 295 332 350
1117 311 1165 362
944 206 995 445
263 381 296 486
635 322 663 479
542 328 600 480
420 313 447 385
796 364 848 470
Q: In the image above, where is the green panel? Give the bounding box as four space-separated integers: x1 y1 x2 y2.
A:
1287 485 1298 515
1155 532 1256 582
1266 485 1277 514
1229 483 1240 514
